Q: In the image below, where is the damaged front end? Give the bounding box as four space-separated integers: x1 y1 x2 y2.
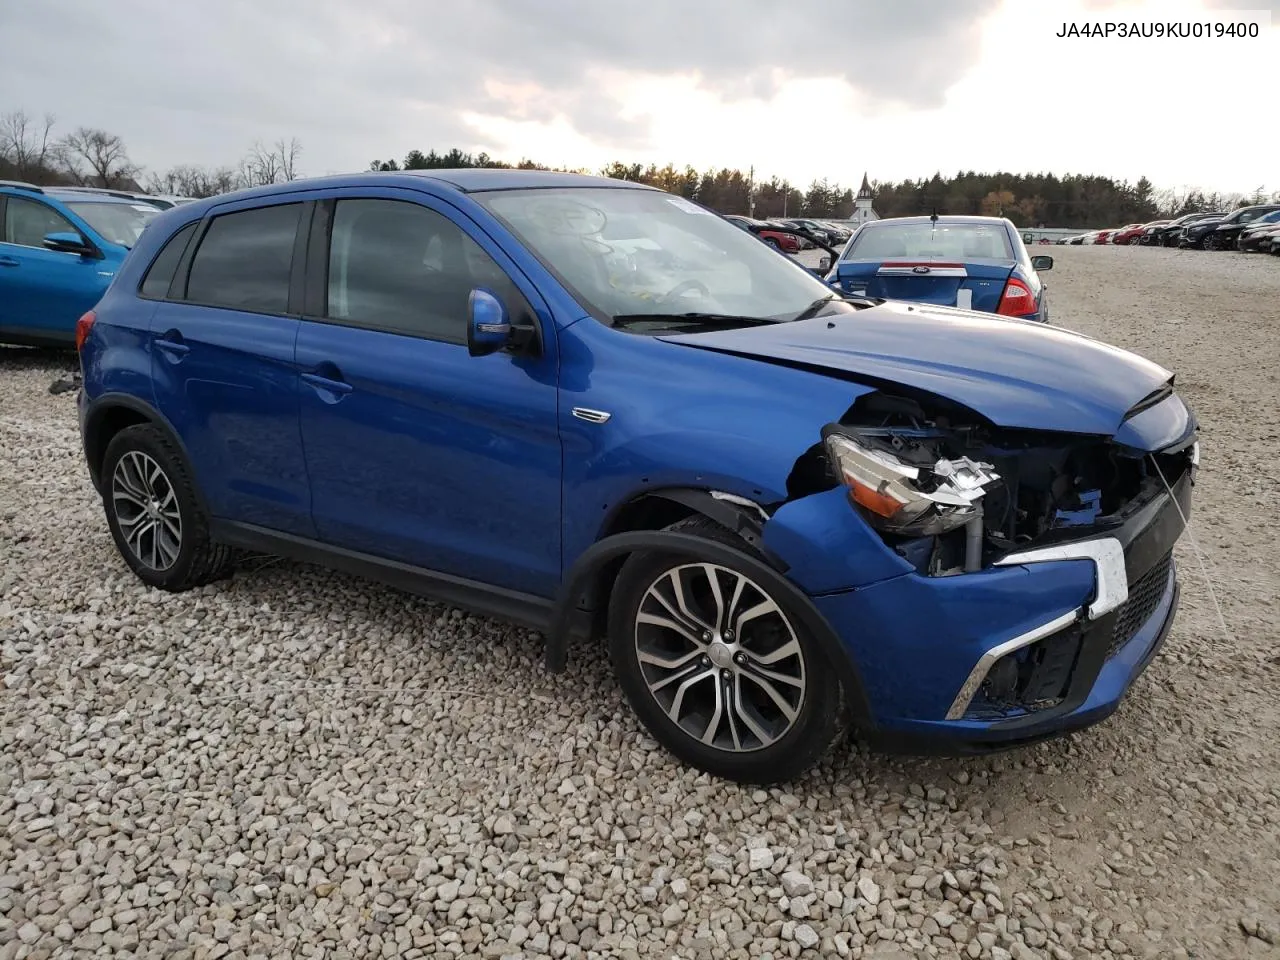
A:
792 389 1197 581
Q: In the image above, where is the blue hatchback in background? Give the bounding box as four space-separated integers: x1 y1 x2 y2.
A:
77 171 1194 783
827 215 1053 322
0 181 159 347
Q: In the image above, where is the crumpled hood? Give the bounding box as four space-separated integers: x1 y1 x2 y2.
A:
658 300 1172 436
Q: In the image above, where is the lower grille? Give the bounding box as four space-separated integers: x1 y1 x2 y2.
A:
1107 552 1173 659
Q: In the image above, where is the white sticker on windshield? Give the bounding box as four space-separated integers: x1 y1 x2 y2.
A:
662 196 712 215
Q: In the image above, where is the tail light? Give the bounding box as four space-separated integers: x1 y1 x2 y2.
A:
75 311 96 352
996 278 1037 317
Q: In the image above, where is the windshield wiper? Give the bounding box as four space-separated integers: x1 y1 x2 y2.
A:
791 295 839 323
611 312 780 329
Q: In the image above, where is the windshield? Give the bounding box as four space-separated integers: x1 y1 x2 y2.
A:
66 201 160 248
473 187 836 325
1234 207 1278 224
844 221 1014 260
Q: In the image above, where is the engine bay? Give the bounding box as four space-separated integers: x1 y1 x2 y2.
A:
787 389 1195 576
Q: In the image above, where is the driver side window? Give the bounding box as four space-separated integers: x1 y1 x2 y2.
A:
326 198 524 344
3 196 77 249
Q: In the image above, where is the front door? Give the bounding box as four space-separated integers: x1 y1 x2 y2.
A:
295 195 562 597
0 194 111 341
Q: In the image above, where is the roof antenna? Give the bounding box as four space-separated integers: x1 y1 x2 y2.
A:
930 207 939 224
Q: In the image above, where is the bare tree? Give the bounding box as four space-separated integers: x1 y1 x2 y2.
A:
0 110 58 180
237 137 303 187
145 164 238 198
276 137 301 182
59 127 137 188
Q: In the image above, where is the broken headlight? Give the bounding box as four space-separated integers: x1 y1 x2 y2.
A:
824 433 1001 536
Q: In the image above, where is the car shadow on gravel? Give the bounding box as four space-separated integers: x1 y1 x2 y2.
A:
0 344 78 369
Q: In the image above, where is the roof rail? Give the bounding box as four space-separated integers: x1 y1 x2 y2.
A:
0 179 45 194
51 186 141 201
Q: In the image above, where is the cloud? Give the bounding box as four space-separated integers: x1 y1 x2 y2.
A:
0 0 999 173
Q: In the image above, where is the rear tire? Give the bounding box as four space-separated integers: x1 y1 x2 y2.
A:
607 516 845 783
101 424 234 591
764 237 780 250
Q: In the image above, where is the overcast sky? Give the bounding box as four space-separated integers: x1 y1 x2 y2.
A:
2 0 1275 195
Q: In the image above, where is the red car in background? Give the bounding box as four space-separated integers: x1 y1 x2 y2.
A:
1092 229 1114 244
1112 222 1150 245
723 214 802 253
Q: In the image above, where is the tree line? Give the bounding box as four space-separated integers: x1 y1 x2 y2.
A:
5 107 1273 225
0 109 304 197
372 150 1274 226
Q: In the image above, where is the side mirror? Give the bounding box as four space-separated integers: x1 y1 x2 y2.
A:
1031 255 1054 272
818 256 832 273
467 288 512 357
43 231 94 256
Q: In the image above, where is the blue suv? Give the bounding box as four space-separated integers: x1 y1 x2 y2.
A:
77 171 1197 783
0 181 160 347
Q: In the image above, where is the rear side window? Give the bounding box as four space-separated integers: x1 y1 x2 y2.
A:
186 203 301 313
140 223 196 299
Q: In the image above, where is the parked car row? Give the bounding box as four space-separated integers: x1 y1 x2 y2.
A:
1058 204 1280 253
723 214 851 252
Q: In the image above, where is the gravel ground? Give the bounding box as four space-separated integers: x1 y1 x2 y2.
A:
2 245 1278 960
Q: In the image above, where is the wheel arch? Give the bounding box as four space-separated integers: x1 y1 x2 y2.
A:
548 524 874 729
547 486 872 727
83 394 208 514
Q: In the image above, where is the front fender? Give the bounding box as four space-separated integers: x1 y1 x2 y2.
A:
558 321 874 567
762 487 914 594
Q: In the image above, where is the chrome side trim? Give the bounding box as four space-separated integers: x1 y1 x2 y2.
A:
571 407 611 424
944 610 1080 721
994 536 1128 620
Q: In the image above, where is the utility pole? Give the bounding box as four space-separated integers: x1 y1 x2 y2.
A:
748 165 755 217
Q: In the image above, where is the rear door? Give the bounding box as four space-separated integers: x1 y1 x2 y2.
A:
294 192 562 597
0 194 113 342
149 197 314 537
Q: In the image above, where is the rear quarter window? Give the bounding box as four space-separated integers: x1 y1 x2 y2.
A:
139 223 197 299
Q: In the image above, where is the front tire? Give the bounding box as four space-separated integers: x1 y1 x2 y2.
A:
607 517 845 783
1202 233 1219 251
101 424 234 591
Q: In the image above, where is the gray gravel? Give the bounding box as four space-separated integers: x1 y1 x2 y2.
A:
2 246 1279 959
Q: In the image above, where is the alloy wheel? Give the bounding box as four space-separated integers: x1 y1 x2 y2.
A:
633 562 806 752
111 450 182 570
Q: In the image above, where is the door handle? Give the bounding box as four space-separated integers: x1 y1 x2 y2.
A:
154 330 190 360
301 372 353 396
0 256 19 267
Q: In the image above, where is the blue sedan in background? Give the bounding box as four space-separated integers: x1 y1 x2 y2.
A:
0 181 160 347
826 215 1054 322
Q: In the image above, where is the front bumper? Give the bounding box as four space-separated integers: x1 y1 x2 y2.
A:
805 463 1192 754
